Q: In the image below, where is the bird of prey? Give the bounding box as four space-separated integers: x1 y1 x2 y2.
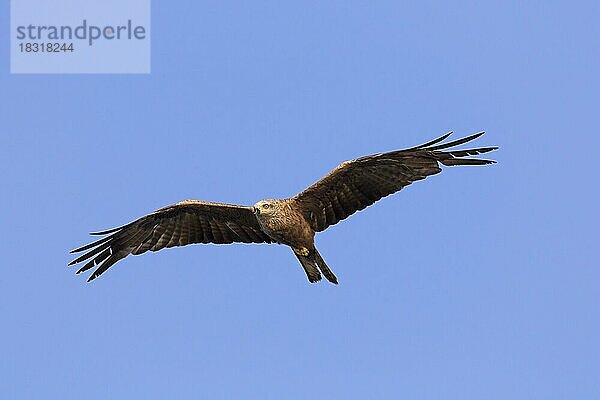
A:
69 131 497 284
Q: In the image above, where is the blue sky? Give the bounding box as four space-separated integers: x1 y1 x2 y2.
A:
1 1 598 399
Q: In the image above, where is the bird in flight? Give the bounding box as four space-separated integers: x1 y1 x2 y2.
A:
69 131 497 284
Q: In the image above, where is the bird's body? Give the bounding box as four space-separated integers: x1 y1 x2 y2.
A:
253 198 335 283
254 199 312 249
69 131 497 284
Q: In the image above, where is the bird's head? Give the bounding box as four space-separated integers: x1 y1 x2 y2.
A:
253 199 280 216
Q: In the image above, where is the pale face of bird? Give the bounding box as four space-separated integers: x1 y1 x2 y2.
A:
253 199 280 216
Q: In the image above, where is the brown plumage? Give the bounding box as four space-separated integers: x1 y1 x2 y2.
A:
69 131 497 284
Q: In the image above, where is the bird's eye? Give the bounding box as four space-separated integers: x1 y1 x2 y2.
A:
262 204 270 209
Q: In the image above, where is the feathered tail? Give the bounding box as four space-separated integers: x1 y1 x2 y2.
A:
294 248 338 284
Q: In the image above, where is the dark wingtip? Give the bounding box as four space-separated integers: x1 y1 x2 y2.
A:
479 146 499 152
70 235 113 254
89 221 133 236
427 131 486 151
90 227 119 236
408 131 453 150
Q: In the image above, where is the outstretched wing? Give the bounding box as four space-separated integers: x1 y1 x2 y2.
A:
69 200 272 282
292 131 497 232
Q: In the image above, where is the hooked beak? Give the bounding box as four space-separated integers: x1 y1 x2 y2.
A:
252 206 259 215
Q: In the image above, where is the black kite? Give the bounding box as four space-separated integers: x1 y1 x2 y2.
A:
69 132 497 284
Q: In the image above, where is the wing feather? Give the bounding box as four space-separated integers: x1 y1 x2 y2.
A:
293 132 497 232
166 213 183 248
69 200 271 281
